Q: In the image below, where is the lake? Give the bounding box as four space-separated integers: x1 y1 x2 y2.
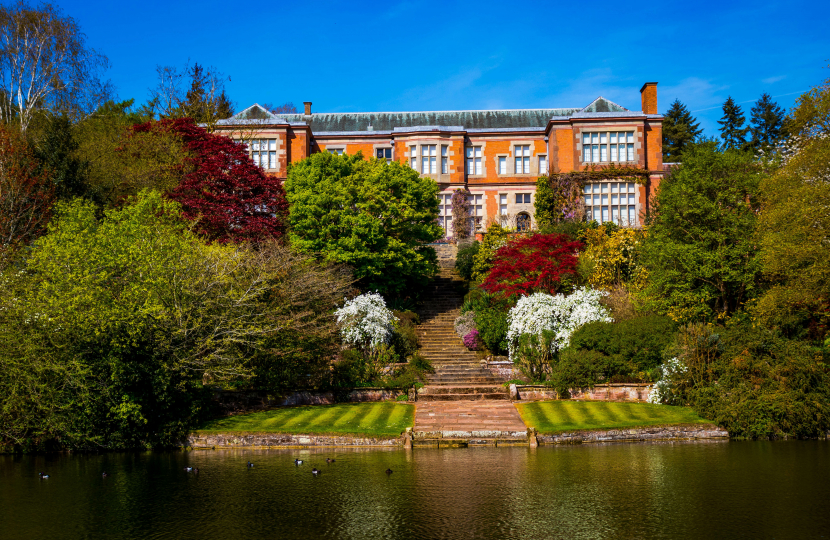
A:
1 441 828 539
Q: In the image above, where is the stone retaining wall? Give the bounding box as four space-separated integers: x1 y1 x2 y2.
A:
514 383 652 402
536 424 728 445
187 432 404 449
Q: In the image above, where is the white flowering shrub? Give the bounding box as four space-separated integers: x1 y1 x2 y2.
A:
334 293 398 352
647 357 688 405
506 287 611 361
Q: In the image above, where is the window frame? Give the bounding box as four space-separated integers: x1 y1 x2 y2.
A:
581 130 636 164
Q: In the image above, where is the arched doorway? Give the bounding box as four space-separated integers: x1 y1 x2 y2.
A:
516 212 531 231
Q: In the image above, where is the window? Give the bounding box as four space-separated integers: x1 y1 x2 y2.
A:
376 148 392 161
421 145 437 174
498 156 507 175
584 182 638 226
441 146 448 174
466 146 482 175
250 139 277 169
539 155 547 174
499 194 508 215
514 145 530 174
327 148 344 155
410 145 417 169
515 193 531 204
467 193 483 231
516 212 531 231
438 193 453 233
582 131 635 163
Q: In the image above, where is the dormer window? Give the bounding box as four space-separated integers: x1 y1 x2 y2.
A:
582 131 634 163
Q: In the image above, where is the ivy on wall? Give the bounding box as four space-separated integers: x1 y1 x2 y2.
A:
534 165 651 227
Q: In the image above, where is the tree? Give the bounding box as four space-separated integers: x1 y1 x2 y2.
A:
638 144 763 322
263 102 298 115
749 93 786 153
0 190 351 449
481 233 583 298
0 2 111 133
0 123 53 261
785 67 830 136
285 151 443 296
148 62 233 131
662 99 702 162
33 114 90 201
74 99 163 206
753 79 830 341
718 96 749 151
129 118 288 243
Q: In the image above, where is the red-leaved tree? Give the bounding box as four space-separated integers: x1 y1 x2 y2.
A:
0 125 54 260
129 118 288 243
481 233 583 298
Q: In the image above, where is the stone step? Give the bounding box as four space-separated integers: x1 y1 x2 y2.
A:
412 438 528 448
417 393 511 401
419 385 505 394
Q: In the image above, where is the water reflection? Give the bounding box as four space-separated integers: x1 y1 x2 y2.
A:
1 442 828 539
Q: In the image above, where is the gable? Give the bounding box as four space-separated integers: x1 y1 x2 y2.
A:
581 97 629 113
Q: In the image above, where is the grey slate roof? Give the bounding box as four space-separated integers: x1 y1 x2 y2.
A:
276 109 581 132
220 97 652 133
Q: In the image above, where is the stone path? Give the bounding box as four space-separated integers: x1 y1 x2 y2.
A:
413 401 527 434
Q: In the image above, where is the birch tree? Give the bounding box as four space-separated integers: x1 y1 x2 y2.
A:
0 2 110 133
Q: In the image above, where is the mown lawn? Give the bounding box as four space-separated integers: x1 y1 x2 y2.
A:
515 401 710 434
196 403 415 437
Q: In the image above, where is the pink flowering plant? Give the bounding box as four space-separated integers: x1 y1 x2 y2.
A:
463 329 481 350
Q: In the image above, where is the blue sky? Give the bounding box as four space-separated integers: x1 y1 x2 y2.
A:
60 0 828 136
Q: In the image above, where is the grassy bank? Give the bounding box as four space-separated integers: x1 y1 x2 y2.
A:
516 401 710 434
196 403 415 437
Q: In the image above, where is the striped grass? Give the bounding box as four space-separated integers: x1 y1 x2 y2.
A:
196 403 415 438
515 401 710 434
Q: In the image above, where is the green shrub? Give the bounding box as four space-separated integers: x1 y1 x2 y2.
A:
514 331 556 382
475 307 509 355
460 288 512 355
409 351 434 373
390 310 420 360
568 315 677 375
548 349 621 397
670 324 830 439
455 241 480 281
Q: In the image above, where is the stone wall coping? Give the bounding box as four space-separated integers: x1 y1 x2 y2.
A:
517 382 652 389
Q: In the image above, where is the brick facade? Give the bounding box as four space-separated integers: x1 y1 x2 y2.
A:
214 83 664 231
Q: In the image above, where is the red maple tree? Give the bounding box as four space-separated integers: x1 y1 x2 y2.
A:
481 233 583 298
129 118 288 243
0 125 54 259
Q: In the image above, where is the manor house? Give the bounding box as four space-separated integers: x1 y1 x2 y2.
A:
214 82 664 234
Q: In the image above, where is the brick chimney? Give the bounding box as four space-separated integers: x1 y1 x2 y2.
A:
640 83 658 115
303 101 312 116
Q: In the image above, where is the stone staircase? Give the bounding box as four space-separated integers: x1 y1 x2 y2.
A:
416 268 510 401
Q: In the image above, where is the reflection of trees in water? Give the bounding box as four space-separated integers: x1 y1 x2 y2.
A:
4 442 830 538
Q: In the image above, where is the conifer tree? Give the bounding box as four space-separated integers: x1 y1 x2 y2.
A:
718 96 749 151
749 93 786 153
662 99 702 162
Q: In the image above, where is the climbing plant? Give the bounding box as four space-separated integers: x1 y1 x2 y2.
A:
451 188 472 240
535 165 650 227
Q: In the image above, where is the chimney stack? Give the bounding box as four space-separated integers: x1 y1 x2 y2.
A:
303 101 312 116
640 83 658 115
